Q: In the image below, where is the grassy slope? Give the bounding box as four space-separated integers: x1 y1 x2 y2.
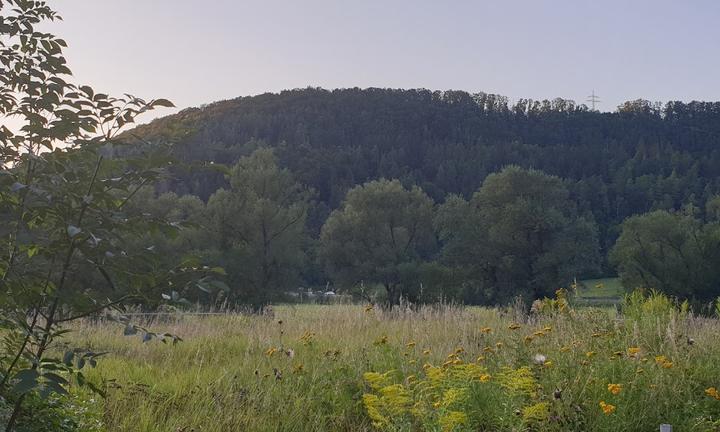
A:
67 301 720 431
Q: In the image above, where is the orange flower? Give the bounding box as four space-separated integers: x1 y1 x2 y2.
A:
599 401 616 415
607 383 622 395
480 327 492 334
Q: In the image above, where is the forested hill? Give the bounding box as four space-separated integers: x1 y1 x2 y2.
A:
127 87 720 256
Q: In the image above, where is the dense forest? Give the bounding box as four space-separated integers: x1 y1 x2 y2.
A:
114 88 720 306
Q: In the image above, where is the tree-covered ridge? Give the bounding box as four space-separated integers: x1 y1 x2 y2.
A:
127 88 720 261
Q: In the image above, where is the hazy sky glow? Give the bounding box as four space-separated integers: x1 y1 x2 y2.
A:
35 0 720 123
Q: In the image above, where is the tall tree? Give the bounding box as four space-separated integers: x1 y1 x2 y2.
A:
610 210 720 301
205 148 310 308
437 166 600 303
320 179 436 306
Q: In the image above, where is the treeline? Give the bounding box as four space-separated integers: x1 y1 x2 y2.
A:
125 149 600 307
119 87 720 306
122 147 720 308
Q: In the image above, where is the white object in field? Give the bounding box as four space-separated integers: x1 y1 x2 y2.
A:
660 424 672 432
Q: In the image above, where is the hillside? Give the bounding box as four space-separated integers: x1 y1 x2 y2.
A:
128 87 720 258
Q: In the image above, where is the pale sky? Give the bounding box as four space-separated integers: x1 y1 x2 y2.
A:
29 0 720 124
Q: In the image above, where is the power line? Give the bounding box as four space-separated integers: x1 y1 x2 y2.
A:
587 90 601 111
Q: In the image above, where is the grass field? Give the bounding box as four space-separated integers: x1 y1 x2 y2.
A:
57 291 720 432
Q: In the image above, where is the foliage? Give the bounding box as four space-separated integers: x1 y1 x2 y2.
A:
436 166 601 304
610 209 720 301
0 1 211 429
205 148 310 308
319 179 436 306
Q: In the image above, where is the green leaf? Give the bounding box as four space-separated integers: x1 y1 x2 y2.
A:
150 98 175 108
12 369 39 394
62 350 74 366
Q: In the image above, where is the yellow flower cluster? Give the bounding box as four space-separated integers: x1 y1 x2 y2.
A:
654 355 673 369
706 387 720 400
599 401 616 415
607 383 622 395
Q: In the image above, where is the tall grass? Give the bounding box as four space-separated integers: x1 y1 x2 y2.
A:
66 295 720 431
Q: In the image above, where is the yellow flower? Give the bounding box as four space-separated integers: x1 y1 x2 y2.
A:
374 335 388 345
265 347 278 357
480 327 492 334
533 330 546 337
543 326 552 332
543 361 553 368
607 383 622 395
522 402 550 423
705 387 720 400
406 341 416 348
422 349 431 355
439 411 467 431
292 363 304 374
627 347 641 357
483 346 494 353
599 401 616 415
476 355 485 362
508 323 521 330
454 347 465 354
524 335 534 343
479 374 492 382
654 355 673 368
585 351 596 358
364 304 374 313
559 345 571 352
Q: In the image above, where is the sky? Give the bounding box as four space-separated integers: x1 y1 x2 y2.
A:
30 0 720 124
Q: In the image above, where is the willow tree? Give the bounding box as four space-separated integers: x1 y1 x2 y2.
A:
320 179 436 306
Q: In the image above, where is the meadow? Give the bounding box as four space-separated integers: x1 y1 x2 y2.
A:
54 290 720 432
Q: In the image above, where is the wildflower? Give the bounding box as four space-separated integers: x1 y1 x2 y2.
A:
406 341 416 348
496 342 504 348
543 361 553 368
533 330 546 337
543 326 552 332
363 372 392 390
479 374 491 382
509 323 522 330
480 327 492 334
654 355 673 369
599 401 616 415
476 355 485 362
592 332 603 338
585 351 596 358
627 347 641 357
265 347 278 357
364 304 374 313
533 354 547 365
612 351 623 357
560 345 571 352
454 347 465 354
522 402 550 423
439 411 468 430
422 349 431 355
374 335 388 345
483 346 494 353
553 388 562 400
705 387 720 400
687 337 695 346
285 348 295 358
524 335 534 343
299 331 315 346
607 383 622 395
292 363 304 374
636 368 644 374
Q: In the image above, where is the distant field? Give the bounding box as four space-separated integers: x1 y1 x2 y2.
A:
576 277 624 306
62 295 720 432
